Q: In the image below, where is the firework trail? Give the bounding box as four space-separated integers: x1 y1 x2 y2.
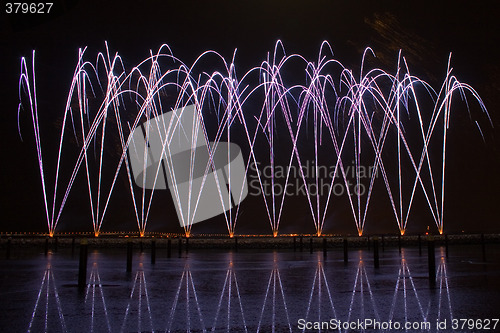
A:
18 41 490 236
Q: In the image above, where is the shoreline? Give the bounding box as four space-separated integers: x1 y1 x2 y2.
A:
1 233 499 249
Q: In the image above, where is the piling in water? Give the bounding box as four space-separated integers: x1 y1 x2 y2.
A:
293 237 296 252
178 238 182 257
398 234 402 254
71 237 75 255
234 237 238 252
185 237 189 253
45 237 49 256
323 238 327 257
54 237 58 252
6 237 11 259
481 233 486 262
381 235 385 252
427 236 436 287
373 236 379 269
78 239 88 292
126 241 133 273
445 234 449 259
151 240 156 265
299 236 303 252
418 235 422 256
343 238 348 264
309 238 313 254
167 239 172 258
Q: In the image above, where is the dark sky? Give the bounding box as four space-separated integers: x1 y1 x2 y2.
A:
1 0 499 235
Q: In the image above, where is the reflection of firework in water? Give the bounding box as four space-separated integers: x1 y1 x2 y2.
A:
18 41 490 237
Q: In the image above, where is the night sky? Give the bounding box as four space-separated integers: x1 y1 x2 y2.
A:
1 0 499 235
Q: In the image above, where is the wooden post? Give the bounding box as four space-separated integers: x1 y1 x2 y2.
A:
343 238 348 264
445 234 449 259
45 237 49 256
151 240 156 265
427 236 436 287
481 233 486 262
78 239 88 292
167 239 172 258
126 241 133 273
6 237 11 259
398 234 402 254
373 236 379 269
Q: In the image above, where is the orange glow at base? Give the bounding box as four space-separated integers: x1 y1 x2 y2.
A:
94 232 99 237
229 232 234 238
273 231 278 237
400 230 405 236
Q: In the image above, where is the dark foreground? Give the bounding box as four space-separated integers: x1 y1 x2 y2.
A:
0 243 499 332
